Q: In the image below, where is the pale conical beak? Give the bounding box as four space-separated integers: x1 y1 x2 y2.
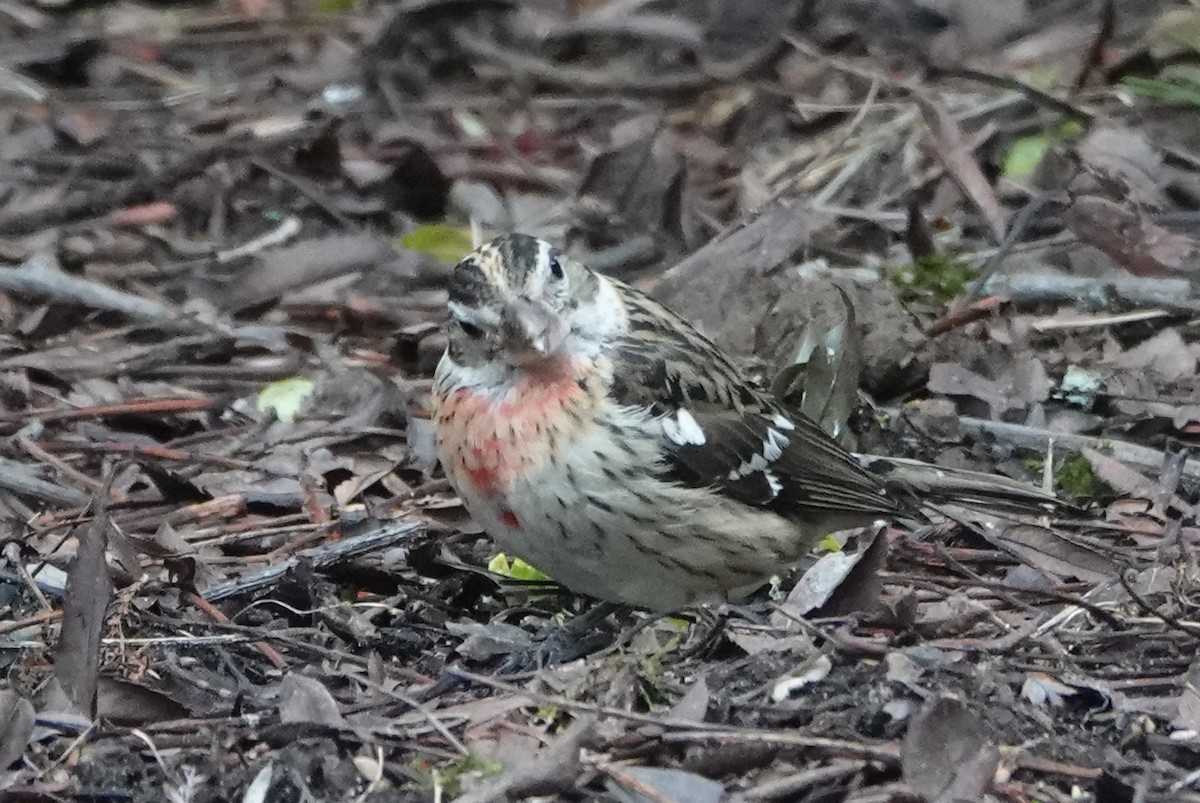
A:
501 298 568 365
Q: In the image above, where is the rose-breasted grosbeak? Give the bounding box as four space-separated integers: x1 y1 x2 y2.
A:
432 234 1049 611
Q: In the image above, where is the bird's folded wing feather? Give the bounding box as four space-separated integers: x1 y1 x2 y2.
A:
609 296 895 520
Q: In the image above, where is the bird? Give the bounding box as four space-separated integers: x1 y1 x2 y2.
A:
430 233 1054 612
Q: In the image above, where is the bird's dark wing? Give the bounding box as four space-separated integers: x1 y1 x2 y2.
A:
609 285 897 521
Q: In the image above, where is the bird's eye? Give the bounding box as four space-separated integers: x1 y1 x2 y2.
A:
458 320 485 339
548 256 564 280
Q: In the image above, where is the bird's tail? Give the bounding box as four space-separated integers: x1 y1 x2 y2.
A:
855 453 1066 515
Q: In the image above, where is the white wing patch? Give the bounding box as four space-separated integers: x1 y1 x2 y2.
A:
727 425 791 493
763 427 788 461
728 452 769 480
662 408 706 446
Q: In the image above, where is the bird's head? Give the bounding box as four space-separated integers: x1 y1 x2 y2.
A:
444 234 624 372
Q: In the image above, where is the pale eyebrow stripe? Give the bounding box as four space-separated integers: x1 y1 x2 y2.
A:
448 300 501 327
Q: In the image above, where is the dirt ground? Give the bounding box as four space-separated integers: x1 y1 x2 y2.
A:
2 1 1200 801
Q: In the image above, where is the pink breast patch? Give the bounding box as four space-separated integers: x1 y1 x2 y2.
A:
437 366 587 498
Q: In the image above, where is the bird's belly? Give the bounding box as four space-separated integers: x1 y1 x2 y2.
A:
433 379 807 610
473 426 804 610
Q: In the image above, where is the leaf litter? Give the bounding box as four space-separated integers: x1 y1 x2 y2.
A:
0 1 1199 801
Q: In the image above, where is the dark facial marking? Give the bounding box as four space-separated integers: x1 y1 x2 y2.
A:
449 257 493 308
498 233 542 285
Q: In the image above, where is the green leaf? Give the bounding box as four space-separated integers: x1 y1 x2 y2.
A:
1021 65 1061 91
1122 74 1200 107
1057 120 1085 139
399 224 476 265
1003 134 1052 179
314 0 358 12
890 253 976 302
1002 121 1084 180
487 553 553 582
1143 7 1200 59
817 535 843 553
1054 453 1110 500
411 754 502 798
451 108 490 140
255 377 315 424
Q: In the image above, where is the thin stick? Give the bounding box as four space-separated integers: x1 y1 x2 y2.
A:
958 416 1200 481
0 255 180 322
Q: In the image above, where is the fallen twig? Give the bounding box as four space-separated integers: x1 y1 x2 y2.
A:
5 397 219 425
978 271 1200 312
914 93 1007 242
35 440 256 471
1071 0 1115 92
957 416 1200 481
448 666 903 763
201 519 425 601
1028 308 1172 332
215 215 303 263
15 436 115 501
0 255 180 322
186 591 288 669
452 28 709 93
928 65 1093 124
927 295 1010 336
0 456 90 507
964 192 1070 300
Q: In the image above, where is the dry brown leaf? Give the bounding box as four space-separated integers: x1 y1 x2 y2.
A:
902 695 999 803
0 690 35 771
604 765 726 803
46 498 113 719
95 677 189 726
278 673 346 728
988 522 1117 583
1066 195 1200 277
1076 127 1168 209
915 94 1006 241
773 527 886 625
222 234 397 310
1112 329 1197 382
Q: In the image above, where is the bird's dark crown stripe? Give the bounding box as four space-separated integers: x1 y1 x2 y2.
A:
448 255 494 309
496 233 542 286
